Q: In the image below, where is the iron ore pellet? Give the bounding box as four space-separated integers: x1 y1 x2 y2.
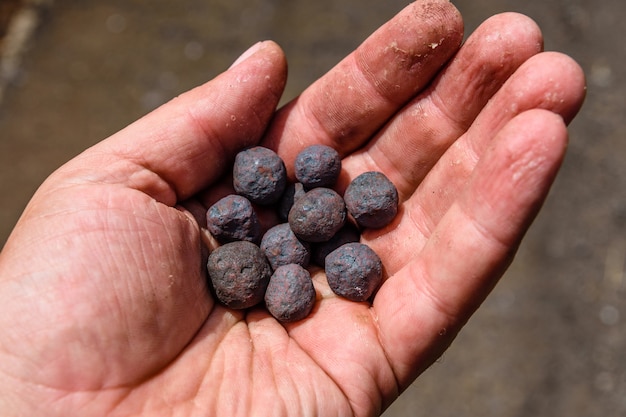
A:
294 144 342 189
265 264 316 322
207 241 272 309
260 223 311 270
288 187 346 243
233 146 287 205
206 194 261 244
325 242 383 302
344 171 399 229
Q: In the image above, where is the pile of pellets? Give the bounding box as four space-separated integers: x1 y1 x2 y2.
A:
205 144 398 322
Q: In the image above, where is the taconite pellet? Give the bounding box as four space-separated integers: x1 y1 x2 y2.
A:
311 223 360 267
260 223 311 270
265 264 316 322
207 241 272 309
294 144 342 189
344 171 398 229
206 194 261 244
325 242 383 302
277 182 306 222
233 146 287 205
288 187 346 243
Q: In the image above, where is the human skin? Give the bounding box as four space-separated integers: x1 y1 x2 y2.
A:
0 1 585 416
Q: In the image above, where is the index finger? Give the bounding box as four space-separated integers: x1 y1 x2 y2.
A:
262 0 464 176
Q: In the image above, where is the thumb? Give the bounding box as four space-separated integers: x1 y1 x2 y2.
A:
58 41 288 205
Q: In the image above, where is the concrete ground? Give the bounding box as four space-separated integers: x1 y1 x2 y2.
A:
0 0 624 416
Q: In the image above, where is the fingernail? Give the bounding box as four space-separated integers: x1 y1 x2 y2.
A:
229 41 265 69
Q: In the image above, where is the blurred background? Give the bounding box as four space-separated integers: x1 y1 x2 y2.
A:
0 0 623 415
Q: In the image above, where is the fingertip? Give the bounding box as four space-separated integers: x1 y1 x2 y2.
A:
473 11 544 52
488 11 543 36
523 51 587 125
546 52 587 124
226 40 288 94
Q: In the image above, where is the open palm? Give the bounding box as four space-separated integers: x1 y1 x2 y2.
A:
0 2 585 416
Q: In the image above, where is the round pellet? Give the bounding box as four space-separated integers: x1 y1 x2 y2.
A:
261 223 311 270
233 146 287 205
288 187 346 243
265 264 316 322
294 144 342 189
344 171 398 229
325 242 382 302
207 241 272 309
206 194 261 244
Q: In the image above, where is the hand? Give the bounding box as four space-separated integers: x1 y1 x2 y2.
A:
0 1 585 416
